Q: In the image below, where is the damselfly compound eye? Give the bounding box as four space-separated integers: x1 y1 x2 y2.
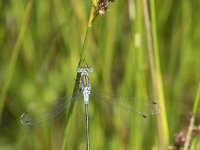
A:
77 67 81 73
88 67 93 72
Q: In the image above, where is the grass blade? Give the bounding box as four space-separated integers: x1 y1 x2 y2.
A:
0 1 33 116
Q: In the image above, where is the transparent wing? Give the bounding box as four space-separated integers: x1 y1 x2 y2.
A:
20 89 160 127
20 92 82 127
89 89 160 125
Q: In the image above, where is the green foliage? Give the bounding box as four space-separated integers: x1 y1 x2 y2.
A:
0 0 200 150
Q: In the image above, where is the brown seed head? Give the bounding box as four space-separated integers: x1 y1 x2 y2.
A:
192 125 200 135
175 132 186 147
96 0 115 15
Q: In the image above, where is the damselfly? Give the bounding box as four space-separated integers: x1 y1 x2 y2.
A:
20 65 160 150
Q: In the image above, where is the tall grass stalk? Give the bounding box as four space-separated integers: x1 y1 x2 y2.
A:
150 0 169 145
60 2 97 150
183 113 195 150
183 82 200 150
0 1 33 116
128 0 145 149
193 82 200 114
142 0 169 147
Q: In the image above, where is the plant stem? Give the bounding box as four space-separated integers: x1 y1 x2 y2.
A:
150 0 169 145
0 1 33 117
80 27 91 64
60 3 96 150
142 0 169 147
193 82 200 114
80 4 96 64
184 82 200 150
183 114 195 150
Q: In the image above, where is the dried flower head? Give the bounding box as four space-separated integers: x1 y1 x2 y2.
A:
96 0 115 15
175 132 186 148
192 125 200 136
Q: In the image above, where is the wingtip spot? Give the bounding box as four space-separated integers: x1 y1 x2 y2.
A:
20 112 32 125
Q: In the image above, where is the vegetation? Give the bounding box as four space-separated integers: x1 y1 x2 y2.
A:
0 0 200 149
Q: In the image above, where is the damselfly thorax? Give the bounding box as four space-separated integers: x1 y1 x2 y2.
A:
77 65 93 104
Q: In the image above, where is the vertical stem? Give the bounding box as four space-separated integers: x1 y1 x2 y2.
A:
149 0 169 145
142 0 156 92
183 114 195 150
60 3 97 150
184 82 200 150
193 82 200 114
85 104 90 150
80 27 91 64
142 0 169 147
79 4 96 65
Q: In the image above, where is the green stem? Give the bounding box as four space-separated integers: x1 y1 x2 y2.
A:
150 0 169 147
193 82 200 114
80 27 92 65
60 72 80 150
0 1 32 116
142 0 169 147
60 5 95 150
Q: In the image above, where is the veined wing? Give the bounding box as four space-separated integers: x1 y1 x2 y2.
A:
20 92 82 127
89 89 160 120
20 89 160 127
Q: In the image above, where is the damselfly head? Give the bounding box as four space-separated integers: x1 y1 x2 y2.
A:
87 67 93 72
77 66 93 74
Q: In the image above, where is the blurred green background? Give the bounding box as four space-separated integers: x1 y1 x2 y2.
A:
0 0 200 150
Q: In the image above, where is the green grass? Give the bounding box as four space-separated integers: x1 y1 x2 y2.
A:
0 0 200 150
193 82 200 114
0 0 33 116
